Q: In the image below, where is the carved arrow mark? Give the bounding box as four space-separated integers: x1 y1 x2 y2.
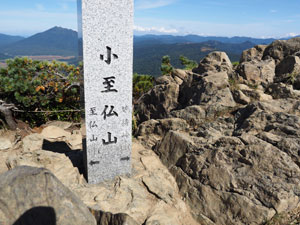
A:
120 156 130 161
89 160 100 166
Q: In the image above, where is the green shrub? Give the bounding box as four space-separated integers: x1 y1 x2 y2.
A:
179 55 198 70
232 61 239 67
287 71 299 84
160 55 173 75
133 73 154 100
0 57 82 126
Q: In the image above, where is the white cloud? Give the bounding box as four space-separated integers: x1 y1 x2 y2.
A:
285 32 299 37
270 9 277 13
135 0 176 9
134 25 178 34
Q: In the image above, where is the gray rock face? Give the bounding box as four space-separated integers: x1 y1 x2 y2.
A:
263 37 300 63
193 51 233 75
274 56 300 89
171 105 206 125
0 166 96 225
90 209 139 225
136 75 180 123
237 59 276 85
267 83 300 99
153 98 300 224
179 71 236 117
276 55 300 76
232 89 251 105
0 123 199 225
240 44 267 63
136 52 236 126
134 38 300 225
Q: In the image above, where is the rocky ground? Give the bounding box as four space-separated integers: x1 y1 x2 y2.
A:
0 122 198 225
0 37 300 225
135 37 300 225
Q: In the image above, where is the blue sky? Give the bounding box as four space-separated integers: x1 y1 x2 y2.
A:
0 0 299 38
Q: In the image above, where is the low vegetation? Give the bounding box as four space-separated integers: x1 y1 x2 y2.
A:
133 73 154 100
0 57 82 127
0 57 156 129
179 55 198 70
160 55 173 75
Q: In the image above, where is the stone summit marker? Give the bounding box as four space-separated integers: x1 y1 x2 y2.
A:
78 0 133 184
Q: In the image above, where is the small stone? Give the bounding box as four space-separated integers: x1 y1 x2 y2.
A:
41 125 71 139
232 90 251 105
22 133 44 152
0 137 12 150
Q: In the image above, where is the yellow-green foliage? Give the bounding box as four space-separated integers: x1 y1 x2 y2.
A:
287 71 299 84
232 61 240 67
0 57 82 126
133 73 154 100
179 55 198 70
160 55 173 75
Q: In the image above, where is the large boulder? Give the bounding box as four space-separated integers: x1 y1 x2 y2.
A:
135 75 180 123
240 45 267 63
179 71 236 118
0 166 96 225
274 56 300 88
263 37 300 63
171 69 190 85
267 83 300 99
6 149 84 188
276 55 300 76
193 51 233 75
237 59 276 85
171 105 206 125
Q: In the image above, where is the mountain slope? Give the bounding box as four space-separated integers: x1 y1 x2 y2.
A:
0 34 24 48
134 34 277 45
134 40 255 76
1 27 78 56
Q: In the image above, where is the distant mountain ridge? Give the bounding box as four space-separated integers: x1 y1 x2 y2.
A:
0 27 289 57
134 34 278 45
0 27 297 75
0 34 24 48
0 27 78 56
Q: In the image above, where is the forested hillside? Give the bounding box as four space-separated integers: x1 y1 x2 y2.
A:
133 40 255 76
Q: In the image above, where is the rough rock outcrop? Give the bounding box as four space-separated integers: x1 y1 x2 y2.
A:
263 37 300 63
136 74 180 123
275 55 300 76
0 125 198 225
136 38 300 225
179 71 236 117
6 149 85 189
240 44 267 63
74 141 198 225
193 51 233 74
0 166 96 225
90 209 139 225
237 59 276 85
153 98 300 225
